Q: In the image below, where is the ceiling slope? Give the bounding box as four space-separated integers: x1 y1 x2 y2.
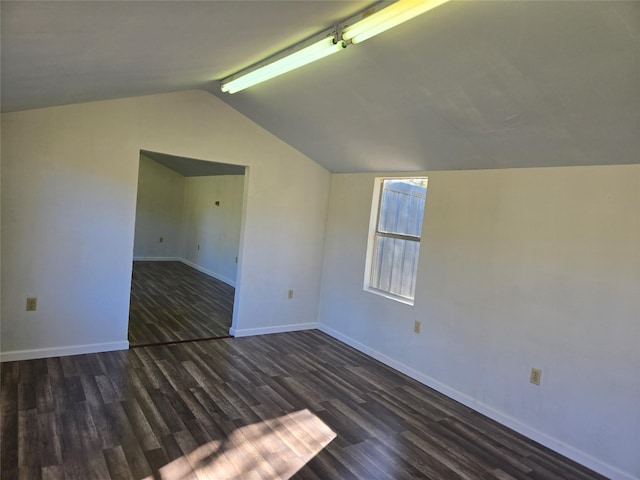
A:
212 1 640 172
2 1 638 172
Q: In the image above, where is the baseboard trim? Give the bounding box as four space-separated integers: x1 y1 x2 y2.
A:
230 322 317 337
317 324 634 480
133 257 236 287
133 256 181 261
0 341 130 362
179 259 236 287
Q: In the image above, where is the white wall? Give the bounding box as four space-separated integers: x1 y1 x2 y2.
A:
132 153 244 286
133 154 185 259
181 175 244 286
1 90 331 360
317 165 640 480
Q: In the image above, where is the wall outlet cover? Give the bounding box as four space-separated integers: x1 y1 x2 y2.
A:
26 297 38 311
530 368 542 386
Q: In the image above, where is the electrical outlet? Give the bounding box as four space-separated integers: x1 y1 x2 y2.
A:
288 289 294 299
530 368 542 386
414 320 421 334
26 297 38 311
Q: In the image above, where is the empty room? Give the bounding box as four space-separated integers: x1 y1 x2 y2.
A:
1 1 638 480
129 151 244 346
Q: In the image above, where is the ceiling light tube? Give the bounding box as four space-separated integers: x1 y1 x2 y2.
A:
221 36 345 94
343 0 450 44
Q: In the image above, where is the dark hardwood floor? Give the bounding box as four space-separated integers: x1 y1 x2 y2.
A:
128 261 234 347
1 330 606 480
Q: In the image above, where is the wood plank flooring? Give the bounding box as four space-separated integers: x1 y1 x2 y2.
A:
1 330 607 480
128 261 234 346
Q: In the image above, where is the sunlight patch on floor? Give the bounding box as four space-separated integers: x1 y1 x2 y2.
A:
145 409 337 479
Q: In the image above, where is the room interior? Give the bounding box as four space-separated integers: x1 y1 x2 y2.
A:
130 152 243 346
1 1 638 479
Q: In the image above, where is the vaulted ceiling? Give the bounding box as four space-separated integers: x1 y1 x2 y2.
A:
2 1 638 173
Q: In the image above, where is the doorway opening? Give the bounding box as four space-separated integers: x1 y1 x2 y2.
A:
128 150 246 347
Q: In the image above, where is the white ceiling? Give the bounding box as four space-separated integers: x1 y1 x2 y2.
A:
2 1 638 173
142 150 245 177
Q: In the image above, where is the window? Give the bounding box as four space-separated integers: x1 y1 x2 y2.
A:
365 177 428 304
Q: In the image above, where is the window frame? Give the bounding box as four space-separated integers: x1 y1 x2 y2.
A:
364 176 428 306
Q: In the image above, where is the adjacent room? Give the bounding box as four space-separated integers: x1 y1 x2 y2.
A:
130 151 244 346
1 1 638 479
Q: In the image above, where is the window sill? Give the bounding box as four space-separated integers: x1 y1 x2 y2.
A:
364 287 414 306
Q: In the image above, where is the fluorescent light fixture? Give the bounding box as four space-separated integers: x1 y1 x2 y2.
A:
221 36 345 94
220 0 450 93
343 0 450 44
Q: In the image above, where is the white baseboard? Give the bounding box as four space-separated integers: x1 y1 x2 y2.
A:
133 256 181 261
230 322 317 337
133 257 235 287
179 258 235 287
317 324 635 480
0 341 130 363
